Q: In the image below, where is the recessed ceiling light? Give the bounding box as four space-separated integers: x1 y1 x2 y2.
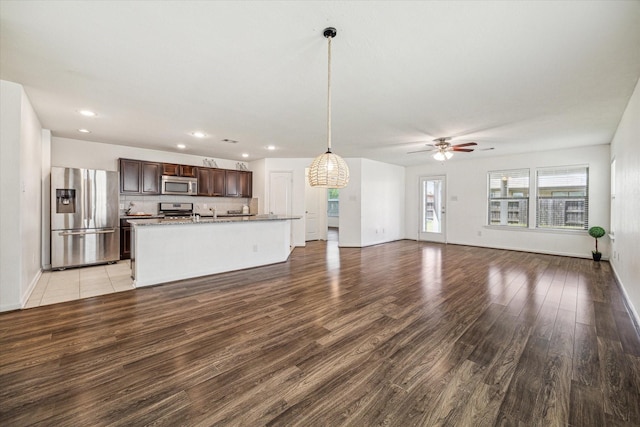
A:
266 145 276 151
177 144 186 149
241 153 249 158
78 110 96 117
78 128 91 133
191 131 206 138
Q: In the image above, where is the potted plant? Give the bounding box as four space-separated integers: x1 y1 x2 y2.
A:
588 226 606 261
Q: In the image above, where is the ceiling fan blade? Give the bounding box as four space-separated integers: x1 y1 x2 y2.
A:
407 148 436 154
451 142 477 148
452 148 474 152
479 147 495 151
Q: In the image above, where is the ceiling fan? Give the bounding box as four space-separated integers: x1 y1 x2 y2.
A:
407 137 483 161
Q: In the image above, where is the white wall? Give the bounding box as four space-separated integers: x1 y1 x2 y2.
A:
0 81 23 311
405 145 611 258
338 159 363 247
335 159 405 248
42 130 51 269
361 159 405 246
0 80 43 312
610 77 640 324
52 137 247 171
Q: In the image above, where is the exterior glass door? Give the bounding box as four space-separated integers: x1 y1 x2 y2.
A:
419 176 446 243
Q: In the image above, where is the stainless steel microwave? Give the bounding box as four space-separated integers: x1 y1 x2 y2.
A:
161 175 198 195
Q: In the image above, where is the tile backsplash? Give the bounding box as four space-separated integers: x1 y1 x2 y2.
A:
121 195 257 216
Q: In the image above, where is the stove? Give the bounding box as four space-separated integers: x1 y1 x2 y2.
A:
158 202 193 219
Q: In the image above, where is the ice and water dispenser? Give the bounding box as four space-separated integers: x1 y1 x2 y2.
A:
55 189 76 213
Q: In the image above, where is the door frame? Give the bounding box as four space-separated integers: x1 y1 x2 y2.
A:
418 175 447 243
304 168 328 241
269 171 294 249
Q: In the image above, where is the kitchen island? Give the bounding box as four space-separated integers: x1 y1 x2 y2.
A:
128 215 300 287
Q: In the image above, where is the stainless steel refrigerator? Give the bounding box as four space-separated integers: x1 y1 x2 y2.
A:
51 167 120 269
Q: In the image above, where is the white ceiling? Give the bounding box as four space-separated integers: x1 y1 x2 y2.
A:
2 1 639 166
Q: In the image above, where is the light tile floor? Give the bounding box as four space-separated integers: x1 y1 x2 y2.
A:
25 262 134 308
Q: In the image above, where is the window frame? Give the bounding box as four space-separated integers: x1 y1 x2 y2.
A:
535 165 589 231
487 168 530 228
327 188 339 218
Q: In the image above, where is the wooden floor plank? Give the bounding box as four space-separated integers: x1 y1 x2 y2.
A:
597 336 635 423
569 381 605 427
573 322 601 388
595 301 622 341
613 308 640 357
498 336 550 424
0 239 638 425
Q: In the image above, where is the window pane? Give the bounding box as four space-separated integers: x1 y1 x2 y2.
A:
423 179 443 233
327 189 339 217
536 166 588 230
488 169 529 227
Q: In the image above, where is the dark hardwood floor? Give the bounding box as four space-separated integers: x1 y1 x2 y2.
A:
1 236 639 426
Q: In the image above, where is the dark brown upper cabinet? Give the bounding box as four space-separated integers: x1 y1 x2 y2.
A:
239 171 252 198
162 163 197 177
121 158 250 197
224 170 252 197
119 158 161 194
197 168 227 197
225 170 239 197
212 169 226 196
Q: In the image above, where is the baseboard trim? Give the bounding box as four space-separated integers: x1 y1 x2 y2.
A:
610 262 640 337
421 239 606 260
21 269 42 309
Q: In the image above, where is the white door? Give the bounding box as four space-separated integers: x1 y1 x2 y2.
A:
304 168 327 241
269 171 292 215
418 175 446 243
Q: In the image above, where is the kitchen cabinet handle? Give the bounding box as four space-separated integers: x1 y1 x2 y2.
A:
59 229 115 236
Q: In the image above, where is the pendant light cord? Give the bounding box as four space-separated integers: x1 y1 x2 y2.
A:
327 35 332 153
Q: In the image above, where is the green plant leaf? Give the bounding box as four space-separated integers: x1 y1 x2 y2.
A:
588 226 606 239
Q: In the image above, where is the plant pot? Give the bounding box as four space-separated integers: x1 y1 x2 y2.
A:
592 252 602 262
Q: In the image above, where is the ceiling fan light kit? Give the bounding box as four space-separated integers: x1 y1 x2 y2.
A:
433 150 453 161
308 27 349 189
408 137 479 161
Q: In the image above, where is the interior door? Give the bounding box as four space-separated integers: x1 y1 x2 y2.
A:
269 171 292 216
418 175 446 243
304 168 327 241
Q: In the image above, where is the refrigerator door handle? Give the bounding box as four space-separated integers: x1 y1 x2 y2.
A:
59 229 116 236
85 175 93 221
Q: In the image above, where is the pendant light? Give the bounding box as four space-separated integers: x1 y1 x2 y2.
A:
308 27 350 188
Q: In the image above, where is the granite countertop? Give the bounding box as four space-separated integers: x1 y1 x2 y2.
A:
204 213 255 218
121 214 254 219
127 215 300 226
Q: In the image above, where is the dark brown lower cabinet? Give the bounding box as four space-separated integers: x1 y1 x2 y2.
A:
120 219 131 260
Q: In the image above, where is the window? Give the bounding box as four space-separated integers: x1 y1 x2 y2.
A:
327 188 339 217
488 169 529 227
536 166 588 230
